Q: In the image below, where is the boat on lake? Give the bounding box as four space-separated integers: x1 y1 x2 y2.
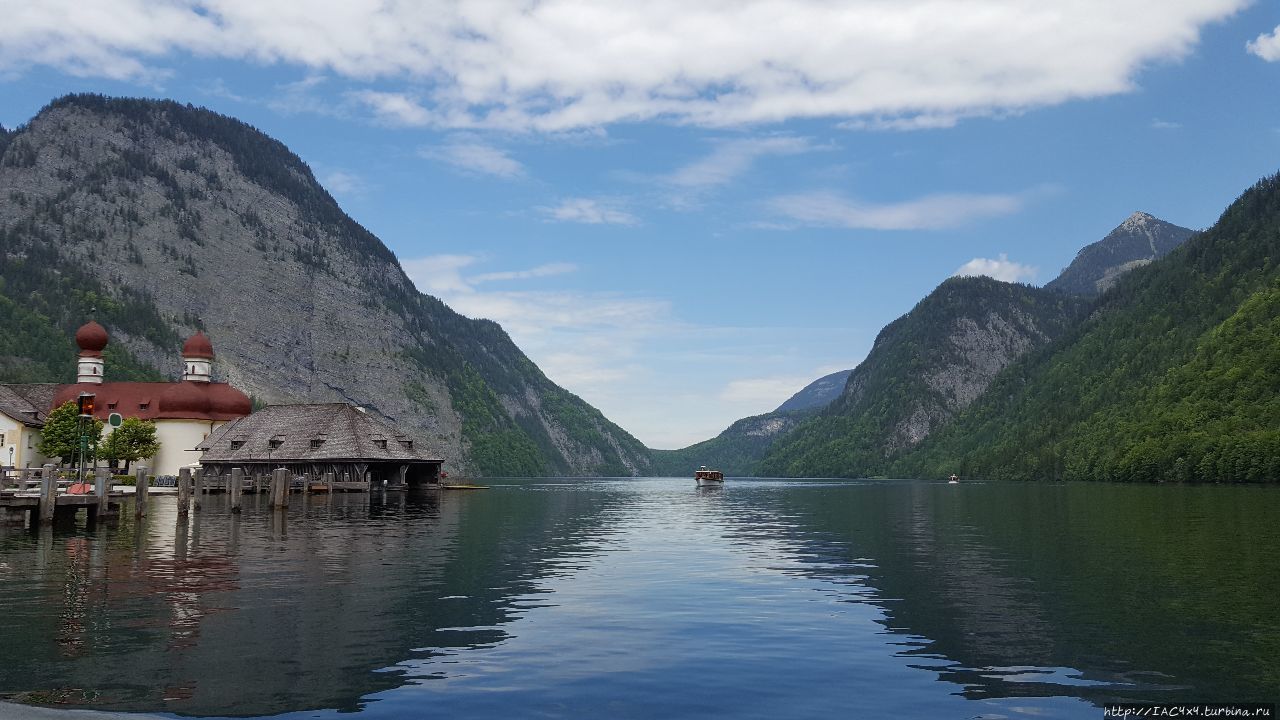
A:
948 474 960 484
695 466 724 486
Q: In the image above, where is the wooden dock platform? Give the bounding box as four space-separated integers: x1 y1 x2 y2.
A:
1 464 433 529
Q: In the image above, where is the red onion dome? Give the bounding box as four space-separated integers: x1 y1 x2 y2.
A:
158 381 213 417
182 331 215 359
75 321 109 356
210 385 252 417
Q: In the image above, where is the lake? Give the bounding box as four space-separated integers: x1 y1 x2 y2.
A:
0 478 1277 718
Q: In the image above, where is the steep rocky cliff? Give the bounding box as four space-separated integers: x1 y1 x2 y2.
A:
1046 211 1194 296
757 277 1086 477
0 94 650 477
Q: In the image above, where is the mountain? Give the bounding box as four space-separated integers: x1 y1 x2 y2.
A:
894 172 1280 482
757 277 1086 478
0 94 651 477
774 369 852 413
649 411 804 477
1045 211 1195 296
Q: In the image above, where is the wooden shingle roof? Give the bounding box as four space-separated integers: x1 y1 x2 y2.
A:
198 403 441 463
0 383 59 427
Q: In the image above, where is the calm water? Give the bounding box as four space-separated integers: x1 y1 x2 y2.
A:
0 478 1278 718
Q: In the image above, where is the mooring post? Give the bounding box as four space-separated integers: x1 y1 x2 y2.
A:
93 467 109 521
302 473 311 496
134 468 149 517
271 468 289 509
230 468 243 513
177 468 192 516
39 464 57 524
192 469 204 510
18 468 32 491
326 472 335 494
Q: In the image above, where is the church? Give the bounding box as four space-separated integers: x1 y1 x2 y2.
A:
0 321 252 476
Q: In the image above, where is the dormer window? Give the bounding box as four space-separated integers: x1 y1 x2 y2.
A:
107 402 117 410
269 438 283 450
399 440 413 450
138 402 149 410
310 439 325 449
375 439 387 449
230 440 244 450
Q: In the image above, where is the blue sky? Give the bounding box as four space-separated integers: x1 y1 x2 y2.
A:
1 0 1277 448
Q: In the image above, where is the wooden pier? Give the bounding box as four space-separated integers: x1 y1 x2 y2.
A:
1 464 382 529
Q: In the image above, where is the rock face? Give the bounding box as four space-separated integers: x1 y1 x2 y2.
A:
0 95 650 477
1046 212 1195 296
757 277 1085 478
774 369 852 414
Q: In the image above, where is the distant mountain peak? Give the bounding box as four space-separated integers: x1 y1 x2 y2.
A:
1046 212 1195 297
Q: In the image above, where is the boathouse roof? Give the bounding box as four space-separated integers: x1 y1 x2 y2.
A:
0 383 59 427
197 403 441 463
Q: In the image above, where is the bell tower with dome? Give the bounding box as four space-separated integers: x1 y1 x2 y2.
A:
75 321 109 384
182 332 215 383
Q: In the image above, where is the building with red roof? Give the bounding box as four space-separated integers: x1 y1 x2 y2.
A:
40 322 252 475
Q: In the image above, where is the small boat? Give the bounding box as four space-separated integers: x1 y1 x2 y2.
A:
948 474 960 484
695 466 724 486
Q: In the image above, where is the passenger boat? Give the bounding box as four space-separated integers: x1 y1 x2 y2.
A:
695 466 725 486
948 474 960 484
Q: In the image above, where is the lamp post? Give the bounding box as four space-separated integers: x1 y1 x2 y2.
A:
76 392 96 485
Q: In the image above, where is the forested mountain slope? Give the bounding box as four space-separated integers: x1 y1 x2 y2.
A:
896 172 1280 482
759 277 1086 477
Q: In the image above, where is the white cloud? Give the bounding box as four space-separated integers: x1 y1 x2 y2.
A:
720 375 819 406
420 138 525 179
540 198 639 226
0 0 1247 130
953 253 1038 283
1247 25 1280 61
348 90 431 126
665 136 823 189
1151 118 1183 129
321 169 365 195
471 262 577 284
765 190 1026 230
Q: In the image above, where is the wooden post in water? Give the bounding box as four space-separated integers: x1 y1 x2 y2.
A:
39 464 57 524
93 467 109 521
135 468 149 516
230 468 243 513
271 468 289 509
302 473 311 496
177 468 192 516
192 469 204 510
325 472 334 494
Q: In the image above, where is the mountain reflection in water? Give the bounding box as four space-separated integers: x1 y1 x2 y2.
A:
0 479 1276 719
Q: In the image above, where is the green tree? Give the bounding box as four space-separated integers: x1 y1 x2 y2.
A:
99 417 160 473
37 401 104 464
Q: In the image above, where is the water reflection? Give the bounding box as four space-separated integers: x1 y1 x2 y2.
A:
1 479 1277 718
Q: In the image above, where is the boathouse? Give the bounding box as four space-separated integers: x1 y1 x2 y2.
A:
196 404 443 486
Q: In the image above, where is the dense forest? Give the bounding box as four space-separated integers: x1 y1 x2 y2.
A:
893 173 1280 482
